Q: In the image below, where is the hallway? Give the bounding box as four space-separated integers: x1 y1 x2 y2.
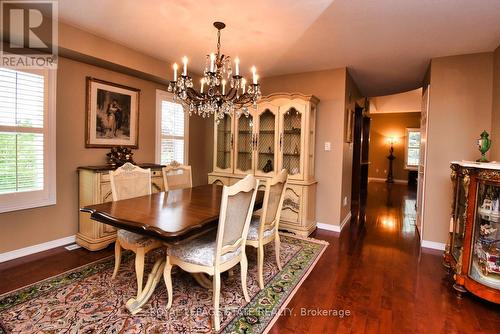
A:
271 182 500 333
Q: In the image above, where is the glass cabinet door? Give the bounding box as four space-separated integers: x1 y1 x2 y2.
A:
469 181 500 289
255 106 278 176
234 113 254 174
451 175 468 262
215 113 233 172
279 104 305 180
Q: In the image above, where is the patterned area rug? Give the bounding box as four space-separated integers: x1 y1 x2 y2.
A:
0 233 328 333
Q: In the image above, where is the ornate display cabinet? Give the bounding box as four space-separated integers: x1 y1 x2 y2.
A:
444 161 500 303
208 93 319 236
77 163 165 251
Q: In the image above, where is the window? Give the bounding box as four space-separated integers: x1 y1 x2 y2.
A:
155 90 189 165
0 67 56 213
405 128 421 170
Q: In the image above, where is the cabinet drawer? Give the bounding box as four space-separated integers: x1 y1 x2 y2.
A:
208 176 230 186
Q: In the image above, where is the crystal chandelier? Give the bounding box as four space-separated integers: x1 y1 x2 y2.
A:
168 22 261 122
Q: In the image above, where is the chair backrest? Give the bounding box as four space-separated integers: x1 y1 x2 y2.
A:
109 162 152 201
215 174 259 266
162 161 193 191
258 169 288 235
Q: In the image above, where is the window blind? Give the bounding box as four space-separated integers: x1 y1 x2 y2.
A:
0 68 45 194
160 100 185 165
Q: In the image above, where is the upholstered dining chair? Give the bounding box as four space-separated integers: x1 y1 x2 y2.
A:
162 161 193 191
247 169 288 289
109 163 163 296
163 174 259 331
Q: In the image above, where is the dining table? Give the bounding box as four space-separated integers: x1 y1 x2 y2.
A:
80 184 263 314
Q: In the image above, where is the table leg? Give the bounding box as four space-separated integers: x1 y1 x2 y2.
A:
125 258 166 314
192 273 212 289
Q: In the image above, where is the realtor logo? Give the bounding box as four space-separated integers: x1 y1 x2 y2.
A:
1 0 58 69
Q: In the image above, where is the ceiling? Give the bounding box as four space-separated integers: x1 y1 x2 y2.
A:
57 0 500 96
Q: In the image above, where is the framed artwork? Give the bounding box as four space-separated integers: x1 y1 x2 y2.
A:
86 77 140 148
344 107 354 143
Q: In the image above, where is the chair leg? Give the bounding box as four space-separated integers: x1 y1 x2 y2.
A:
112 240 122 279
275 234 282 271
241 254 251 302
135 248 145 296
257 244 265 289
163 256 173 309
213 272 221 331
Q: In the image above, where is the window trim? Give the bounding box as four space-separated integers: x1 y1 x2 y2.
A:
405 127 420 171
155 89 189 165
0 68 57 213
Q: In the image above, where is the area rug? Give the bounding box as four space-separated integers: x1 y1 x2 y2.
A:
0 233 328 334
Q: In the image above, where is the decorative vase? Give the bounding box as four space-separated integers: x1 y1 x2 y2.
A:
477 130 491 162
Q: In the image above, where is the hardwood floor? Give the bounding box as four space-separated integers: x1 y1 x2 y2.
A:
1 182 499 333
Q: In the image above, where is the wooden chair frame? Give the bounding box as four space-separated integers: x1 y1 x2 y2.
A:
247 169 288 289
109 163 162 297
163 174 259 331
162 161 193 191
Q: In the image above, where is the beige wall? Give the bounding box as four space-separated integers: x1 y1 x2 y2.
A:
368 112 421 181
261 68 356 226
370 88 422 113
490 45 500 161
423 53 493 244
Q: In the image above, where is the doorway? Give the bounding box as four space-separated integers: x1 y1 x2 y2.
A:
351 103 371 210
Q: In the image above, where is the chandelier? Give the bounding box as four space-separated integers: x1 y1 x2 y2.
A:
168 22 261 122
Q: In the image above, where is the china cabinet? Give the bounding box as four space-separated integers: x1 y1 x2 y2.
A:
444 161 500 303
77 163 165 251
208 93 319 236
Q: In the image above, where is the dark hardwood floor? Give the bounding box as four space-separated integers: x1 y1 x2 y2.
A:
1 182 499 333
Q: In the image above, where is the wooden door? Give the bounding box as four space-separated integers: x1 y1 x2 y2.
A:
278 102 307 180
254 103 279 177
213 113 234 173
416 85 430 239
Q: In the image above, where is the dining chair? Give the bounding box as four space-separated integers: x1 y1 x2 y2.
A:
162 161 193 191
163 174 259 331
109 162 163 296
247 169 288 289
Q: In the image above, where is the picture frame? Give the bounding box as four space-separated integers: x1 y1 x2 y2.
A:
86 77 140 148
344 107 354 143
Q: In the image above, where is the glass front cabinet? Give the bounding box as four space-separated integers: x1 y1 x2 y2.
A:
444 162 500 304
208 93 319 236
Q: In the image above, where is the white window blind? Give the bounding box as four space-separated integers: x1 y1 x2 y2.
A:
155 90 188 165
405 128 421 170
0 67 56 212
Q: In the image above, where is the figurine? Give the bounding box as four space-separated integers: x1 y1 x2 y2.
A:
263 159 273 173
477 130 491 162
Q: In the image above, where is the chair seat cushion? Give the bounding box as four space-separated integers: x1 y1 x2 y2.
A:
117 229 160 247
167 230 241 266
247 216 275 240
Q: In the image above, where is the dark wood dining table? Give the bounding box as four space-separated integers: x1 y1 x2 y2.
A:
80 184 263 314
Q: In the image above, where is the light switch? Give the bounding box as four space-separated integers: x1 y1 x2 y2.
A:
324 142 331 151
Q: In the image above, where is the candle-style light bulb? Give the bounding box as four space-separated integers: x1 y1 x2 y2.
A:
255 74 259 85
222 79 226 95
234 57 240 76
200 78 205 93
173 63 178 81
241 78 247 94
251 66 257 84
210 53 216 72
182 56 188 76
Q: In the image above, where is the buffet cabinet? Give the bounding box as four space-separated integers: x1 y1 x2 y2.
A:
444 161 500 303
208 93 319 236
77 164 165 251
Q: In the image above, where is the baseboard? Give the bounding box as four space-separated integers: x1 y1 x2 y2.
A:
368 177 408 184
0 235 76 263
317 212 352 233
421 240 446 251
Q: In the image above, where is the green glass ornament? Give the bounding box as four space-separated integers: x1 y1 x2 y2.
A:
477 130 491 162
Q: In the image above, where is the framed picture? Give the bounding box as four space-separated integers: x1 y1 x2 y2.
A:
86 77 140 148
344 107 354 143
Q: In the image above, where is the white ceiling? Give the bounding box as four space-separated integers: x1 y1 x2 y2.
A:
57 0 500 96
